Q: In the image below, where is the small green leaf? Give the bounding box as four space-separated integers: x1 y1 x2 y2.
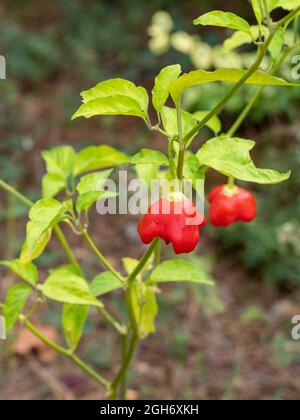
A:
130 149 169 166
193 111 222 134
269 27 285 61
73 146 129 176
135 164 160 188
77 170 113 195
72 95 147 121
148 260 214 285
39 269 103 307
130 282 158 339
26 199 66 252
251 0 263 24
20 229 52 264
193 11 251 34
1 259 38 286
183 154 205 199
90 272 123 297
42 146 76 179
76 190 118 213
4 284 32 331
197 136 291 184
152 64 182 113
62 304 89 352
223 25 265 51
161 106 199 141
80 78 149 114
277 0 300 10
171 68 297 104
42 174 66 198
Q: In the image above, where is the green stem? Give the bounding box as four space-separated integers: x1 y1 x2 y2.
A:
98 306 127 336
168 136 177 179
182 31 276 147
53 225 80 269
110 332 139 400
228 175 235 189
0 179 33 207
227 86 264 137
119 333 129 399
20 316 110 390
127 238 159 284
176 97 185 179
79 225 124 283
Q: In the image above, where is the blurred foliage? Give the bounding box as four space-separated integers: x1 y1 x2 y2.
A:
208 145 300 286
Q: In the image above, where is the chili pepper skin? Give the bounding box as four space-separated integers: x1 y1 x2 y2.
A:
138 198 206 254
208 185 257 227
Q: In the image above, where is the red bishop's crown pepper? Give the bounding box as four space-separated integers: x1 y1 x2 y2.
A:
208 185 257 227
138 198 206 254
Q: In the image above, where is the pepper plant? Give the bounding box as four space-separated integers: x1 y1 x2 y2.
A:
0 2 300 400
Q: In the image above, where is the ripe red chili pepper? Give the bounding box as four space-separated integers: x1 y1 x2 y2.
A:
138 198 206 254
208 185 257 227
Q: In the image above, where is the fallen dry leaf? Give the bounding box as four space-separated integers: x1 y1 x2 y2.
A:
13 325 58 364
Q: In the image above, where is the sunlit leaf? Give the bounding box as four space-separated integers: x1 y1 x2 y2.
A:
4 284 32 331
152 64 181 113
147 260 214 285
62 304 89 352
73 146 129 176
90 272 123 297
39 269 103 307
130 149 169 166
197 136 291 184
171 68 297 103
1 259 38 286
80 78 149 114
193 11 251 34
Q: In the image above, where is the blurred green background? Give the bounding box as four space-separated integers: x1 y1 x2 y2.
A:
0 0 300 400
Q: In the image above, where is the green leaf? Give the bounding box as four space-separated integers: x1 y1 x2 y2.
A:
90 272 123 297
39 269 103 307
135 164 160 188
76 190 118 213
26 199 66 252
73 146 129 176
72 95 147 121
4 284 32 331
170 68 297 104
161 106 199 140
62 304 89 352
223 26 265 51
183 154 205 199
80 78 149 114
269 27 285 61
251 0 263 24
130 149 169 166
130 282 158 339
193 11 251 34
193 111 222 134
147 260 214 285
152 64 182 113
197 136 291 184
42 146 76 179
122 257 153 280
277 0 300 10
1 259 38 286
77 170 113 195
42 173 66 198
20 229 52 264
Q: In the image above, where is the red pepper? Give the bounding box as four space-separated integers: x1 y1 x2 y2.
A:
208 185 257 227
138 198 206 254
